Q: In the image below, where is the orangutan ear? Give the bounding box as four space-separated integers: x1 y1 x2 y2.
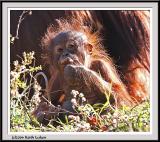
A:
85 43 93 54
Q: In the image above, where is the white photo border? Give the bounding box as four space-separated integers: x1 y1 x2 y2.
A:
2 2 158 140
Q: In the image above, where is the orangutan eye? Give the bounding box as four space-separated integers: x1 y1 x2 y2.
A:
67 43 75 49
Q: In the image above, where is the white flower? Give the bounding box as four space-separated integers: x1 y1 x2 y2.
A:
20 65 26 70
13 60 19 66
71 90 79 98
82 97 86 102
79 93 84 98
71 98 77 106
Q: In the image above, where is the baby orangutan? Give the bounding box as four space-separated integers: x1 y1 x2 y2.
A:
33 19 135 124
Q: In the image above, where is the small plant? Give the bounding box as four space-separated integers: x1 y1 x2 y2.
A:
10 51 42 131
10 10 32 45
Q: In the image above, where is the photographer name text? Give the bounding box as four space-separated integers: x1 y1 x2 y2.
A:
12 135 46 140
